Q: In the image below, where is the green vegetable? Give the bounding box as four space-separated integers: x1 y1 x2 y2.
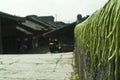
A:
74 0 120 80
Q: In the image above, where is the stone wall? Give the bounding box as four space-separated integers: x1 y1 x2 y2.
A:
74 46 115 80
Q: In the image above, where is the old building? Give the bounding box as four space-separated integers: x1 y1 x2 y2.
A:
0 11 24 53
43 15 89 52
43 22 76 52
0 12 58 54
15 15 59 53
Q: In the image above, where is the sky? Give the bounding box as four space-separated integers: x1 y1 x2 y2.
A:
0 0 108 23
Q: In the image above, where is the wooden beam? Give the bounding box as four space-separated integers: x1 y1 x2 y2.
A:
0 18 3 53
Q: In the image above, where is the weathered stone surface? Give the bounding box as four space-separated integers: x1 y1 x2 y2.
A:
0 52 73 80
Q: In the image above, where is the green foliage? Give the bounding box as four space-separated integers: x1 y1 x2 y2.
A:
74 0 120 80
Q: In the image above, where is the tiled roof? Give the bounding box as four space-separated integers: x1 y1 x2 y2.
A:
0 11 24 22
16 26 33 35
42 22 76 37
26 15 56 30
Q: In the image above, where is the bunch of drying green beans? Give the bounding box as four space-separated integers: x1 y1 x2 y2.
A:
74 0 120 80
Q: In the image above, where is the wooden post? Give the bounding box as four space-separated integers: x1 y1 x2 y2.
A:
0 18 3 53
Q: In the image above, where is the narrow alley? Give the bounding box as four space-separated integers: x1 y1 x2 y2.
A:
0 52 73 80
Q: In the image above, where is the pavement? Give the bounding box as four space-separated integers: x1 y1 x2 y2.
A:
0 52 73 80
